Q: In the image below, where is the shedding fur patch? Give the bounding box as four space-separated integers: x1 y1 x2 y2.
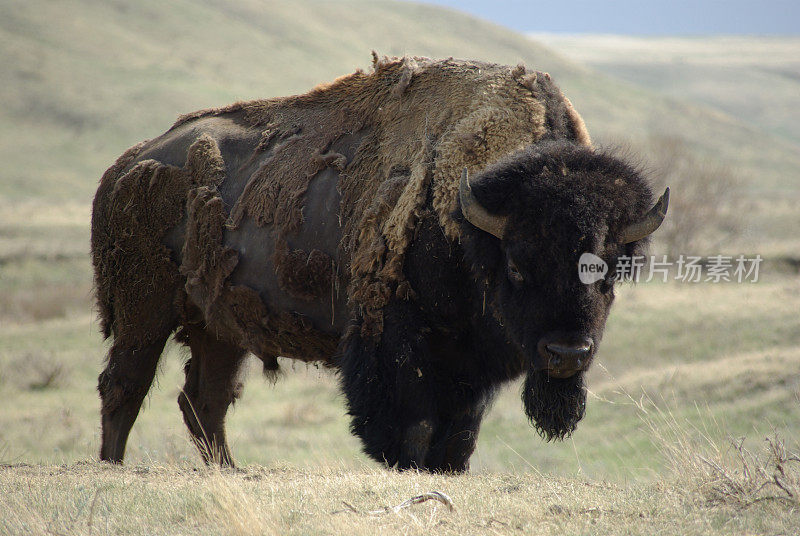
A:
228 109 363 234
391 56 419 98
309 149 348 175
349 175 409 337
273 237 334 301
91 139 150 338
178 157 338 365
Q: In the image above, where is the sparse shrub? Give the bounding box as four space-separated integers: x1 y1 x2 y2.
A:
2 353 68 391
28 360 65 390
0 281 92 323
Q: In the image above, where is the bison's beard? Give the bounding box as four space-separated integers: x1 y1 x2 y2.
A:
522 369 586 441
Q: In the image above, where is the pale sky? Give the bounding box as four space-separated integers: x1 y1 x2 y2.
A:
410 0 799 34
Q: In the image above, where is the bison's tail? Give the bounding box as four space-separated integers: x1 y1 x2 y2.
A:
91 172 117 341
92 278 115 341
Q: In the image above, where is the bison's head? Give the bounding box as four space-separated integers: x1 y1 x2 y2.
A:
457 140 668 440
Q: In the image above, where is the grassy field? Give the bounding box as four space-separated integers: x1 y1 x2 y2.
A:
2 1 800 534
2 272 798 472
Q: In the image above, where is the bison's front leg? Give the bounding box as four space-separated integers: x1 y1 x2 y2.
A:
339 302 438 470
424 397 491 473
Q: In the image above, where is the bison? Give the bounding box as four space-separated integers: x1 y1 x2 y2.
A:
92 54 668 471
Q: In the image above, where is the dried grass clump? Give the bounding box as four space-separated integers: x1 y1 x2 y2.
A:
201 470 276 536
638 395 799 507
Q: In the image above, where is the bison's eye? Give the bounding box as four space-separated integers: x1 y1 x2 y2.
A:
507 258 524 287
599 275 615 294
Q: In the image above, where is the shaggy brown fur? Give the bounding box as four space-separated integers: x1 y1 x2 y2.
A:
91 135 224 345
168 55 591 338
94 54 592 355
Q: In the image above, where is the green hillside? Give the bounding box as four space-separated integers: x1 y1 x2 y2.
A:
1 0 798 203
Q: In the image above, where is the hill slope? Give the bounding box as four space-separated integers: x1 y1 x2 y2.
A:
0 0 578 199
532 34 800 145
1 0 798 202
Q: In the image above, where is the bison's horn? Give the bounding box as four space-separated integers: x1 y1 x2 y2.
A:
459 168 507 239
620 187 670 244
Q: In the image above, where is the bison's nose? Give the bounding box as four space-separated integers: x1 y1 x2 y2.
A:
537 335 594 378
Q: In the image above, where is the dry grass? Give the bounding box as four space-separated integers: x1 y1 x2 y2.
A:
0 455 797 536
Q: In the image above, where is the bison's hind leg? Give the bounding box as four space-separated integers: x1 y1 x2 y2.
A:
98 331 172 463
177 325 246 466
